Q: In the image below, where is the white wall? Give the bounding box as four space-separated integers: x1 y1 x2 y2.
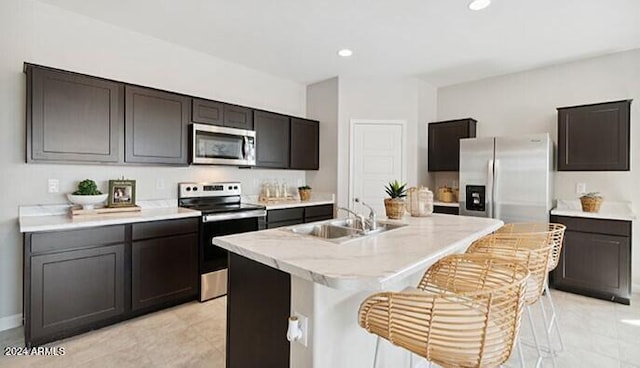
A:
335 77 438 209
0 0 307 327
306 78 339 196
437 49 640 287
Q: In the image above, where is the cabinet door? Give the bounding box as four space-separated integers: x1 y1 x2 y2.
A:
557 100 631 171
27 65 123 163
290 118 319 170
192 98 223 125
255 111 290 168
125 86 190 165
552 230 631 304
29 244 125 342
428 119 477 171
224 105 254 130
132 233 198 311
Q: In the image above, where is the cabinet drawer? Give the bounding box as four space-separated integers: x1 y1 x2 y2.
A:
551 215 631 236
304 204 334 220
30 225 125 254
267 208 304 223
132 218 198 240
434 206 459 215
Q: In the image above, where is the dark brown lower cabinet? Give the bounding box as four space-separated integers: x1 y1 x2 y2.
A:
24 218 199 346
227 253 291 368
265 204 334 229
550 215 632 305
29 244 125 345
132 233 198 311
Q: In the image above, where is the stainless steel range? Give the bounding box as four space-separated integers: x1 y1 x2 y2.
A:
178 182 266 301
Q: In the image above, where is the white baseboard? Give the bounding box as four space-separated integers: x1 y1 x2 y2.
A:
0 313 22 332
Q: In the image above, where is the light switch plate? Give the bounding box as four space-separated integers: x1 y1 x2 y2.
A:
576 183 586 195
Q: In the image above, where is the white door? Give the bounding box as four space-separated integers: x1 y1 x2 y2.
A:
350 120 406 216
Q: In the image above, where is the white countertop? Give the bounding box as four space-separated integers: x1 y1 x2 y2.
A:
551 199 635 221
213 214 503 290
244 193 335 210
19 200 201 233
433 200 459 207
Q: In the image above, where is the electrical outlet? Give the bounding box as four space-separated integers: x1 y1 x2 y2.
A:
156 178 165 190
576 183 586 195
47 179 59 193
293 312 309 347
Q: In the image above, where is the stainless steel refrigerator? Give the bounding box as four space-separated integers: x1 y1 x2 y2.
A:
459 133 553 223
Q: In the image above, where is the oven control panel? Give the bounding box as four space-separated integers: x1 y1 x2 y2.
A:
179 182 241 198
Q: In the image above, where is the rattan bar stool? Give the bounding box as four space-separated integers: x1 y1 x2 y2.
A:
467 231 555 368
358 253 530 368
496 223 567 357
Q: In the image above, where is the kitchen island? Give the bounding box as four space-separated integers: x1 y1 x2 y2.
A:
213 214 503 368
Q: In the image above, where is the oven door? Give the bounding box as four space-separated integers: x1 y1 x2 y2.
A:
191 123 256 166
199 210 265 301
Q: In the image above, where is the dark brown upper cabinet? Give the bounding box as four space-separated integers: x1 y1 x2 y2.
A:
125 86 191 165
26 64 123 163
192 98 223 125
192 99 253 130
428 118 477 171
254 111 290 168
223 104 253 130
290 118 319 170
557 100 631 171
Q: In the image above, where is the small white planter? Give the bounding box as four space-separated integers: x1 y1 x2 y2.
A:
67 194 108 210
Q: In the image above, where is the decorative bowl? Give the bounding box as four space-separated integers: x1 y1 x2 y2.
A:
67 194 108 210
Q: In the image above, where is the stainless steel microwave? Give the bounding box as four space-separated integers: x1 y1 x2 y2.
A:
191 123 256 166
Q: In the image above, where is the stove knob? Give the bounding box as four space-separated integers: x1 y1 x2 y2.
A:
233 186 238 190
228 186 233 190
192 187 198 191
185 187 191 191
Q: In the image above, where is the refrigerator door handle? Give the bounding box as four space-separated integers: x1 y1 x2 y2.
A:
493 159 500 220
487 159 494 218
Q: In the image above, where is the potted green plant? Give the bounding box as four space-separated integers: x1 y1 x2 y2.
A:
384 180 407 219
298 185 312 201
67 179 108 210
579 192 603 213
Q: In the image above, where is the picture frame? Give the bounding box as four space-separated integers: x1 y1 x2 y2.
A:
107 180 136 207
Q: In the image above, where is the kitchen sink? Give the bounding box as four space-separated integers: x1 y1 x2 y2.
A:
287 219 407 244
290 223 360 239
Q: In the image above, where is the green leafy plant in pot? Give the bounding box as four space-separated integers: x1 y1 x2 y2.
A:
579 191 603 213
67 179 108 210
298 185 312 201
384 180 407 219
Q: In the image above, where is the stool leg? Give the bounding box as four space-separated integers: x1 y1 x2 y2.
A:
545 281 565 353
539 297 556 367
517 336 526 368
373 336 380 368
526 305 544 368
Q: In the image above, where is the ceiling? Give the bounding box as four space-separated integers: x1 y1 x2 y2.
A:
37 0 640 86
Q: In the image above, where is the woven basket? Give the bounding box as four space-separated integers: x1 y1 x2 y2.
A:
580 196 602 212
299 189 312 201
384 198 405 219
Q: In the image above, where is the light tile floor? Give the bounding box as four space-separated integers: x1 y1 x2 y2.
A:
0 290 639 367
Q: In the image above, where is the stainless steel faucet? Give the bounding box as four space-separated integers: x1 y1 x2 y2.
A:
355 198 377 231
337 207 366 232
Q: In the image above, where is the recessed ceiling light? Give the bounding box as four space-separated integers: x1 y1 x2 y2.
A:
468 0 491 10
337 49 353 57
